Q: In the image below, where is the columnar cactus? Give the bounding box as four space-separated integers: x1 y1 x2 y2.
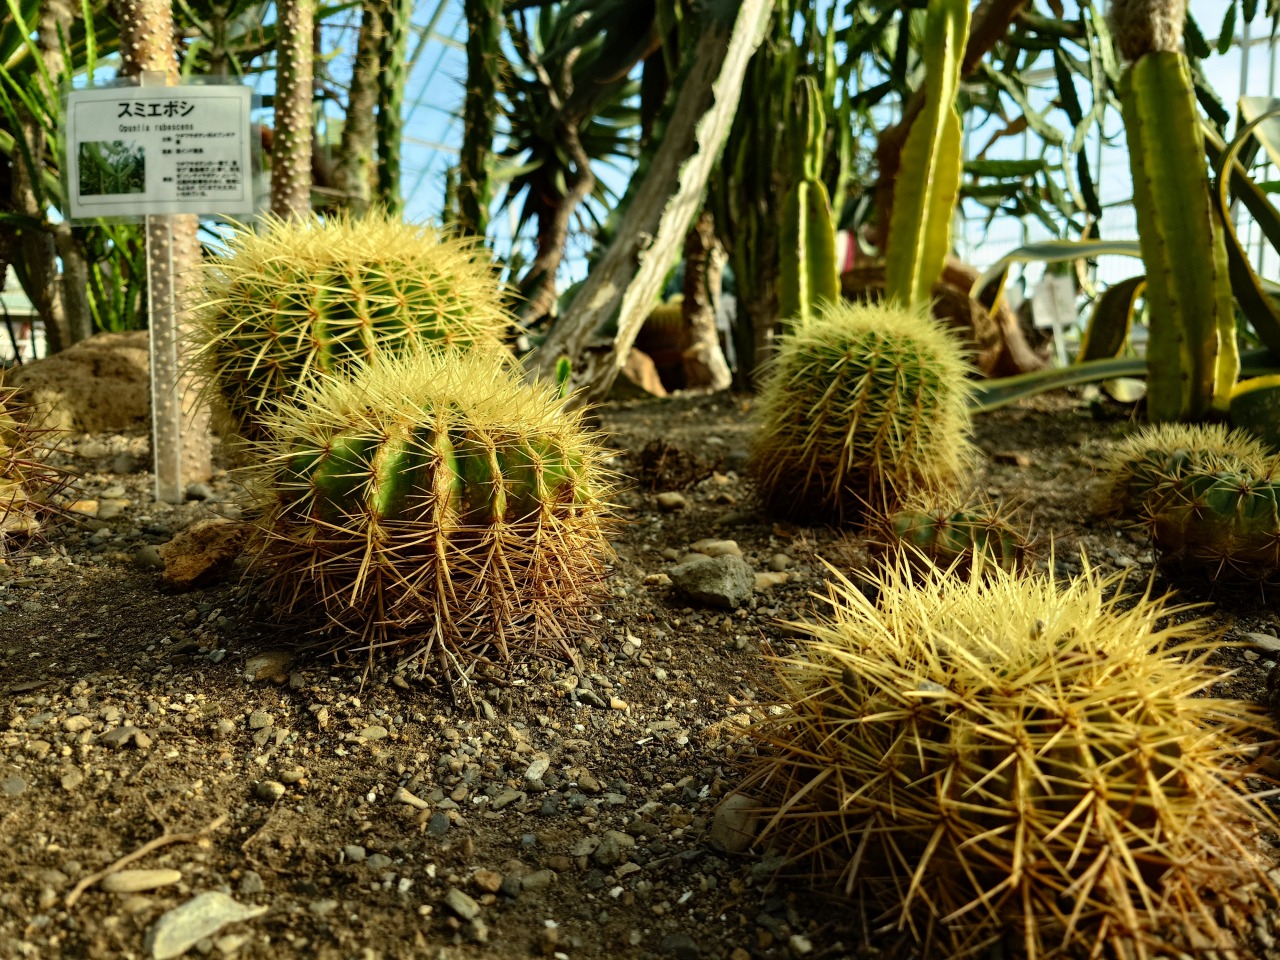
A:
194 211 514 441
750 300 975 523
0 386 71 547
738 556 1274 957
248 349 615 677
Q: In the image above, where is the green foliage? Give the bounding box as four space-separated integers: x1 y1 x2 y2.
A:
739 557 1275 956
750 300 975 524
248 348 616 679
193 212 515 440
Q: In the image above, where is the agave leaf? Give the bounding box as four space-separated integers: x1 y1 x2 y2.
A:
971 239 1142 314
1077 276 1144 362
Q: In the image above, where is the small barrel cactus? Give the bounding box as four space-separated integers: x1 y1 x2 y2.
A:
0 385 71 547
872 494 1031 575
195 211 515 440
1094 422 1273 518
248 349 615 678
1146 468 1280 584
750 300 975 523
736 555 1274 957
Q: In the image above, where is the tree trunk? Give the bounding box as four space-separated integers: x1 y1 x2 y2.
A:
530 0 773 403
376 0 413 215
114 0 213 492
332 1 382 214
271 0 315 219
681 210 731 391
458 0 503 236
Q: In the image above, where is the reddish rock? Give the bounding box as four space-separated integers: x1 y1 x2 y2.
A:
159 518 250 590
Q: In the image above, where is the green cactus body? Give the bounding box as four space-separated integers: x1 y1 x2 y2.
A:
882 499 1030 574
778 76 838 326
196 213 514 441
1148 470 1280 581
750 301 975 523
252 349 614 676
1095 422 1273 518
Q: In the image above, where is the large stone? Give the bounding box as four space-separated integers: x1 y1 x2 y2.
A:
610 348 668 400
709 793 761 854
8 331 150 434
668 555 754 609
159 519 249 590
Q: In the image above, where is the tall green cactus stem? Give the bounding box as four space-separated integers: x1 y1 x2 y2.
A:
194 213 514 441
779 76 838 326
1118 50 1237 420
750 300 975 524
883 0 969 307
250 349 616 678
458 0 503 236
1095 422 1273 518
376 0 413 216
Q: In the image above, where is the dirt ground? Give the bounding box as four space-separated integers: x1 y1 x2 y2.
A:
2 388 1279 960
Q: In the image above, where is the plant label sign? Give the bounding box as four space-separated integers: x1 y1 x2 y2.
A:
65 84 253 220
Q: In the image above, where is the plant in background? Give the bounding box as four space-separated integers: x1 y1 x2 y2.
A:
1111 0 1237 421
193 212 515 441
750 300 975 524
778 75 838 327
0 382 72 548
871 493 1031 575
738 555 1276 958
246 348 616 683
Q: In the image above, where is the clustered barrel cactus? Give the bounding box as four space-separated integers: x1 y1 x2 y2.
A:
247 349 615 676
194 211 515 441
0 385 71 548
872 493 1031 575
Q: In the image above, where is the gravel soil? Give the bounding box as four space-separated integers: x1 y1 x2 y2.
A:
2 389 1280 960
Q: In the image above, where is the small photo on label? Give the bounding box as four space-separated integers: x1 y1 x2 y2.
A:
78 140 146 196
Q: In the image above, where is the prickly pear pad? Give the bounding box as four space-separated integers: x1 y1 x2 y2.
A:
194 211 515 441
739 555 1276 958
750 300 974 523
247 349 615 679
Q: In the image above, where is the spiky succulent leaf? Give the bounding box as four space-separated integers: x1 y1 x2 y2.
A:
738 556 1276 957
194 212 515 441
248 349 615 678
750 301 975 523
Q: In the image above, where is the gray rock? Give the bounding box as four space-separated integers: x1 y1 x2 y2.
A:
254 780 285 802
247 711 272 730
591 830 636 868
443 887 481 921
520 869 555 892
427 812 451 836
366 854 393 870
238 871 264 896
668 555 754 609
524 757 550 790
101 725 151 749
656 492 687 512
660 933 702 960
243 651 293 684
491 788 524 811
309 899 339 916
342 845 366 863
709 793 761 854
2 775 27 797
144 892 267 960
358 725 388 741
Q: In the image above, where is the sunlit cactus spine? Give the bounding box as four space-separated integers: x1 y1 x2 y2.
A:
737 555 1274 958
873 494 1030 575
1094 422 1273 518
248 349 616 679
0 384 72 548
750 300 975 523
194 211 514 442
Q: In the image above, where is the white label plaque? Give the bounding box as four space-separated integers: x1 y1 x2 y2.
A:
65 84 254 219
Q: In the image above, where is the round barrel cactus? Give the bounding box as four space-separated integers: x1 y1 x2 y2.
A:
1095 422 1273 518
248 349 615 677
750 301 975 523
0 385 71 547
874 494 1031 575
195 211 515 441
737 556 1274 957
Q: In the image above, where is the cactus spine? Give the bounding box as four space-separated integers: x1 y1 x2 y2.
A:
250 349 615 677
778 76 838 325
883 0 969 307
750 300 975 523
1112 0 1237 420
738 556 1275 957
